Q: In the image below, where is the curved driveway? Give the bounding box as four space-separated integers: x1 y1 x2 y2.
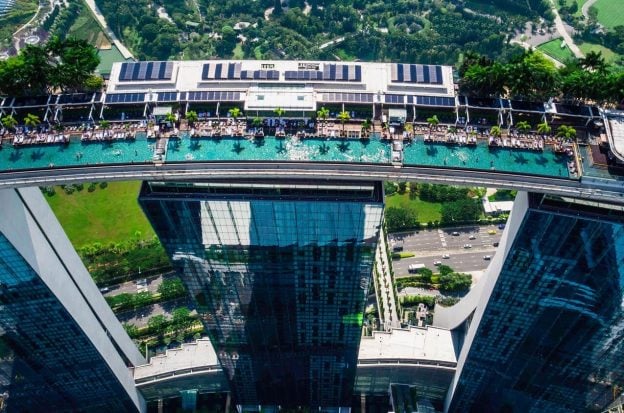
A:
549 0 584 58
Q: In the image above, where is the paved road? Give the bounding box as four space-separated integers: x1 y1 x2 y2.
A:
549 0 584 58
102 271 177 296
390 224 503 276
581 0 599 21
83 0 134 59
116 297 189 327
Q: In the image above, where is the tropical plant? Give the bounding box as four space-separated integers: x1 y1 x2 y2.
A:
1 115 18 131
185 110 198 126
337 110 350 135
317 106 329 121
426 115 439 131
165 112 176 124
579 51 606 73
252 116 263 127
361 118 372 137
274 107 285 120
228 107 242 120
556 125 576 140
537 121 552 135
23 113 41 129
515 121 531 134
490 125 502 138
99 120 110 130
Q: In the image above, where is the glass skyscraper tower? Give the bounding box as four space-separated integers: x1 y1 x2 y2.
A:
445 192 624 413
139 180 384 411
0 187 145 412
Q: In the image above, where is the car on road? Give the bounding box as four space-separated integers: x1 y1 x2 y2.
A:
408 263 426 273
487 229 496 235
99 287 109 293
483 255 492 260
493 242 499 247
469 235 476 240
434 261 442 266
442 254 450 259
451 231 460 236
498 224 506 229
463 244 472 249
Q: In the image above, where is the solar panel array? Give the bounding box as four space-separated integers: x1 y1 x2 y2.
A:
385 94 404 104
284 71 324 81
157 92 178 102
118 62 174 82
322 64 362 82
105 93 146 104
202 63 279 80
391 64 443 85
320 92 373 103
187 91 242 101
57 93 93 105
407 95 455 107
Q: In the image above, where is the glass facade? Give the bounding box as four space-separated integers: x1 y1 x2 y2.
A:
448 194 624 413
139 180 384 410
0 233 139 413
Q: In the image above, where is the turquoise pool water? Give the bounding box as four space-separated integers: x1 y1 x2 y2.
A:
403 138 570 178
0 136 155 172
165 135 391 164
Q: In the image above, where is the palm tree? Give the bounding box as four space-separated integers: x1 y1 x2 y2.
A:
337 110 350 136
23 113 41 130
186 110 198 127
274 107 285 122
490 125 502 138
579 51 606 73
426 115 439 132
99 120 110 130
556 125 576 140
1 115 18 131
361 118 372 137
165 112 177 124
252 116 263 128
317 106 330 135
228 107 242 120
537 121 552 135
515 120 531 134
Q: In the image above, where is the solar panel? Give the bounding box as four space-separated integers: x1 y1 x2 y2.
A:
403 64 412 82
227 63 235 79
329 64 336 80
202 64 210 80
214 63 222 79
422 65 430 83
416 65 425 83
149 62 162 80
234 63 242 79
435 66 443 84
269 70 279 80
157 92 177 102
397 64 404 82
355 66 362 82
180 92 187 101
391 64 398 82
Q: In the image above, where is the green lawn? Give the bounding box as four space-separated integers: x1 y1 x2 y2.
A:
537 38 575 63
45 181 156 248
67 1 105 44
593 0 624 30
578 42 619 64
385 192 442 223
561 0 588 17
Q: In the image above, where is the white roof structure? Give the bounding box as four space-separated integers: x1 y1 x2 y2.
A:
105 60 456 111
358 326 456 364
482 198 514 215
133 338 219 380
604 110 624 162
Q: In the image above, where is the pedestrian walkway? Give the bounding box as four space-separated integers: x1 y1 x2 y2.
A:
375 228 400 330
83 0 134 59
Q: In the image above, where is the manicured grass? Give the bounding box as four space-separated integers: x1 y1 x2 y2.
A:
0 0 38 43
578 42 619 65
537 38 575 63
385 192 442 223
45 181 156 248
68 2 105 44
593 0 624 30
561 0 588 17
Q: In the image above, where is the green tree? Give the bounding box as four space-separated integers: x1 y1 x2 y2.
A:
515 121 531 134
361 118 372 136
556 125 576 140
317 106 329 122
274 107 285 121
537 121 552 135
99 120 110 130
158 277 186 300
23 113 41 129
441 199 481 224
579 50 606 73
1 115 18 131
427 115 439 132
228 107 242 120
252 116 263 127
165 112 176 124
437 264 454 276
148 315 168 334
186 110 199 126
439 272 472 292
337 110 350 135
133 291 153 308
172 307 191 327
384 182 397 195
490 125 502 138
123 323 139 338
84 75 104 91
385 207 418 232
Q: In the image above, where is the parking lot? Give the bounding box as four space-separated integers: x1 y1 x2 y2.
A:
389 224 504 276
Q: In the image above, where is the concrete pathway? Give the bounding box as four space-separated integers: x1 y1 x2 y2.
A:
549 0 584 58
375 228 400 331
82 0 134 59
581 0 599 20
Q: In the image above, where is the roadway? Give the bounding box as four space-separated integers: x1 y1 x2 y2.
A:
390 224 503 276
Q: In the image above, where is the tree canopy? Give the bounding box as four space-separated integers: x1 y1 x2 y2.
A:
0 36 100 97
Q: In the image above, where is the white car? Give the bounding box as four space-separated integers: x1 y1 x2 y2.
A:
463 244 472 249
469 235 476 240
483 255 492 260
434 261 442 266
442 254 450 259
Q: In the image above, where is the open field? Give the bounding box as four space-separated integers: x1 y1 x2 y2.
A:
537 38 575 63
67 1 105 44
579 42 619 64
593 0 624 30
0 0 38 44
385 193 442 223
45 181 156 248
561 0 588 17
